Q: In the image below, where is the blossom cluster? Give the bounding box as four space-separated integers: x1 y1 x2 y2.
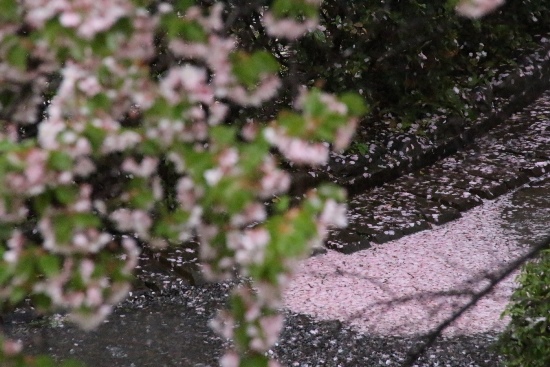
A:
0 0 363 365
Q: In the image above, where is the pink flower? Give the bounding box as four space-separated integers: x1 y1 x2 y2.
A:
160 65 213 105
228 74 281 107
110 209 152 239
2 340 23 356
264 127 329 166
208 102 229 125
231 202 267 226
259 314 284 347
319 199 348 228
38 120 66 150
456 0 505 18
219 352 240 367
85 286 103 307
60 11 81 27
334 118 357 151
79 259 95 282
259 157 291 197
262 12 317 40
69 304 112 331
121 156 158 177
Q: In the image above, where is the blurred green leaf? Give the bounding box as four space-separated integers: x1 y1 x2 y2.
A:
53 215 74 244
73 213 101 228
174 0 195 11
54 185 79 205
9 286 26 304
38 255 61 277
6 43 27 70
48 151 73 171
271 0 319 18
0 0 19 22
33 191 53 216
277 111 305 136
339 92 369 116
210 125 237 146
83 124 107 152
164 14 206 42
231 51 279 87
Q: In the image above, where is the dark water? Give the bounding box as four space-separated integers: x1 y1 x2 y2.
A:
501 176 550 246
3 299 224 367
4 178 550 367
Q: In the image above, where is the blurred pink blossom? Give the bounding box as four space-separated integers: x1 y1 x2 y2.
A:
456 0 505 18
262 12 317 40
2 340 23 356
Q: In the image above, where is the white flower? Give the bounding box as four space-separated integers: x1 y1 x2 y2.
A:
456 0 505 19
204 168 223 185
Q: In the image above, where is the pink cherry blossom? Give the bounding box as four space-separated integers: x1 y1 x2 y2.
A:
219 352 240 367
69 304 112 331
262 12 318 40
264 127 329 166
2 340 23 356
456 0 505 18
121 156 159 177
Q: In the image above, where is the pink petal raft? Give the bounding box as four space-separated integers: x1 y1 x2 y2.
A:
284 194 527 336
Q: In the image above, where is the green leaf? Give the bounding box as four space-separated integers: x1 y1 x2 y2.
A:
271 0 319 18
339 92 369 116
174 0 194 11
33 191 53 215
302 89 326 118
317 183 346 201
210 125 237 146
72 213 101 228
38 255 61 277
48 151 73 171
231 51 279 87
274 196 290 213
31 293 52 310
83 124 107 152
53 215 74 244
0 139 18 152
0 0 19 22
130 188 154 209
241 355 269 367
87 93 111 110
239 140 269 172
6 43 27 70
277 111 306 136
140 138 161 156
54 185 79 205
9 286 27 305
34 356 57 367
0 262 12 285
164 14 206 42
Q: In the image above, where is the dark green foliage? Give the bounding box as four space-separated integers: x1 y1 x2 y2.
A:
293 0 550 128
222 1 550 135
499 249 550 367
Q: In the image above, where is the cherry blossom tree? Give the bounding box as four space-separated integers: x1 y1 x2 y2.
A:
0 1 365 366
0 0 508 366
